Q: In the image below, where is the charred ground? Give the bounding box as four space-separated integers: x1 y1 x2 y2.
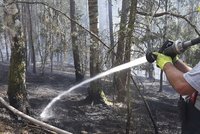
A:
0 63 181 134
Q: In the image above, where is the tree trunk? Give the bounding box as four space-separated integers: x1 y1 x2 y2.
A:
159 0 168 92
21 3 28 70
0 48 3 62
50 46 53 73
146 27 154 80
125 1 137 133
114 0 129 102
87 0 107 104
40 9 50 75
70 0 84 81
27 3 36 74
4 32 10 61
4 0 29 114
108 0 114 64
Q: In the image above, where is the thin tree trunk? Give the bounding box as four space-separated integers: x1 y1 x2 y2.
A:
50 35 53 73
125 1 137 133
159 0 168 92
146 27 154 80
126 75 131 134
159 71 163 92
21 3 28 70
0 35 4 62
70 0 84 81
50 51 53 73
0 49 3 62
4 32 10 61
114 0 129 102
27 3 36 74
40 9 49 75
108 0 114 64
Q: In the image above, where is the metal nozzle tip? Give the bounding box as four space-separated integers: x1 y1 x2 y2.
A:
146 52 156 63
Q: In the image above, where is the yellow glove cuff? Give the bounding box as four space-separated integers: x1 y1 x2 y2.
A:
172 56 179 63
153 52 172 70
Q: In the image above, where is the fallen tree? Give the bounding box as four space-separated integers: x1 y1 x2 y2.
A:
0 97 72 134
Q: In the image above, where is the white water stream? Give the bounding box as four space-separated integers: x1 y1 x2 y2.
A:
40 56 147 119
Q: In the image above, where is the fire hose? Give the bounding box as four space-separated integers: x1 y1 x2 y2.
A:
146 37 200 63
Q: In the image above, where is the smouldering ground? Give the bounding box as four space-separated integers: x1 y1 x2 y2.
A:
0 63 181 133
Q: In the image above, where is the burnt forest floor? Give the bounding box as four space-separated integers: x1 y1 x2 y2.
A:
0 62 181 134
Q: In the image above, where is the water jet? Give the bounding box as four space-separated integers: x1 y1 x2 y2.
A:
40 56 147 119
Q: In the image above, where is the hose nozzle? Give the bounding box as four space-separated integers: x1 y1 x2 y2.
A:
146 52 156 63
145 37 200 63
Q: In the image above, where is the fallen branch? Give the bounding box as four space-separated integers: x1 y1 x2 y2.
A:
0 97 72 134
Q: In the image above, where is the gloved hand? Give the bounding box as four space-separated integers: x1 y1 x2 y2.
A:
159 40 178 63
153 52 172 70
159 40 174 53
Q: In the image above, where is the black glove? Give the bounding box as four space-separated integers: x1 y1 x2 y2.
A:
159 40 178 63
159 40 174 53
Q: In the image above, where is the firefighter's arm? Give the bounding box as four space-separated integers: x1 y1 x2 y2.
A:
163 63 196 96
173 58 192 73
153 52 196 96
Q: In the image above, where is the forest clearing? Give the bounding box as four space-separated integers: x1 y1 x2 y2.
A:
0 0 200 134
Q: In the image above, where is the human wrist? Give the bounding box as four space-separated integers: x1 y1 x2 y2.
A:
172 56 179 64
163 62 173 70
161 60 172 70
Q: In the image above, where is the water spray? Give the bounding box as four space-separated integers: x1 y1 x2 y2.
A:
40 37 200 120
146 37 200 63
40 56 148 119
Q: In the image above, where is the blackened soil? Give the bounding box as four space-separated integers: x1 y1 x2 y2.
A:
0 63 181 134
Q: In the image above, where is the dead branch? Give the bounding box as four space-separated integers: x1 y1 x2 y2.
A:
137 11 200 36
0 97 72 134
